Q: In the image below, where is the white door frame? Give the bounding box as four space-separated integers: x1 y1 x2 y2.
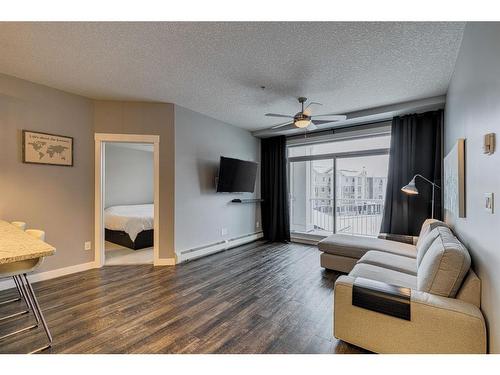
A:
94 133 160 267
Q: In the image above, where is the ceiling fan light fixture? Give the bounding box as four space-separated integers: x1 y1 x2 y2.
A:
267 97 346 130
295 119 311 128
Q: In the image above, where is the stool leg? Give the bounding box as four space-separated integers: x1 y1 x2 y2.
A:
0 277 31 322
14 276 25 302
22 274 52 353
0 304 29 322
0 277 22 306
15 275 39 323
0 275 39 342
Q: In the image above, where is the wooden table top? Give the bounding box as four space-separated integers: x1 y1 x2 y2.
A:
0 220 56 265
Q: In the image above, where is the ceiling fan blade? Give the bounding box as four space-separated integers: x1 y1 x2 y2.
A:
311 114 347 120
311 119 344 126
265 113 294 118
303 101 323 116
307 123 318 130
271 121 294 129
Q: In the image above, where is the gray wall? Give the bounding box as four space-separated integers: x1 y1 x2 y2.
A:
444 22 500 353
93 101 176 260
105 144 153 208
0 77 176 266
174 105 261 255
0 74 94 272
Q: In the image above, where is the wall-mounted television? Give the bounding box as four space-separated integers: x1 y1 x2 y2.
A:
216 156 258 193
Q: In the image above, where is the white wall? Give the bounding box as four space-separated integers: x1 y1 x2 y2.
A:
174 105 261 256
105 144 153 208
444 22 500 353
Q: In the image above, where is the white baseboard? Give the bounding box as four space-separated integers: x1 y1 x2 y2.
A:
154 257 176 266
176 231 263 263
0 261 97 291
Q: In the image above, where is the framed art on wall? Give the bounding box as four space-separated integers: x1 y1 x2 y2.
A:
444 138 465 218
22 130 74 166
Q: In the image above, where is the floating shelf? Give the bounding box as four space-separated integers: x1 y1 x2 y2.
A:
231 198 264 204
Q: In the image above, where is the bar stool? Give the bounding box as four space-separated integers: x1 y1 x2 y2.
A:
0 229 52 353
0 222 29 306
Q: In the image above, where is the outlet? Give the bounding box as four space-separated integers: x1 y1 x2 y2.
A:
256 221 260 228
84 241 92 251
220 227 228 236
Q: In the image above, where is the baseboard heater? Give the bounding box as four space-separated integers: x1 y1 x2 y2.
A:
177 231 264 263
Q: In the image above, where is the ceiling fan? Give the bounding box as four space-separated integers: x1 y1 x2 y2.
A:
266 97 347 130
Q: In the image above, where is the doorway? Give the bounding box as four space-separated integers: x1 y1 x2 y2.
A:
94 134 160 267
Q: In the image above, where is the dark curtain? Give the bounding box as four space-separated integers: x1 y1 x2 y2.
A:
381 110 443 236
261 135 290 242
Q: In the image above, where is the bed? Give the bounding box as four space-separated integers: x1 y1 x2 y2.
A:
104 204 154 250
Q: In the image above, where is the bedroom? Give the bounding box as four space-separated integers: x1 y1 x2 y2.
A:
103 142 155 265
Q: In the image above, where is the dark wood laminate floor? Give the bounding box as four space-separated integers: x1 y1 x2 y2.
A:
0 241 366 354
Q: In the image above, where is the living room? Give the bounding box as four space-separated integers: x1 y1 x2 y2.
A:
0 1 499 373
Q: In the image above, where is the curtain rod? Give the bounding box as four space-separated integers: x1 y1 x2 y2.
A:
286 120 391 142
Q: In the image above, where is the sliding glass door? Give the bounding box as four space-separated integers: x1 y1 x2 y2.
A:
334 154 389 236
288 133 390 238
289 158 334 236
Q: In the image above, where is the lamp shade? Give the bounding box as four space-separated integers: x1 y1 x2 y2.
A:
401 177 419 195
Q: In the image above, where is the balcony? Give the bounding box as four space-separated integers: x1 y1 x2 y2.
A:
292 198 385 238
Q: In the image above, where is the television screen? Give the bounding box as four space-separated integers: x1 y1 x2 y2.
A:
216 156 258 193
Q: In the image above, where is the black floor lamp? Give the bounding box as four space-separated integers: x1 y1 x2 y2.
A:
401 174 441 219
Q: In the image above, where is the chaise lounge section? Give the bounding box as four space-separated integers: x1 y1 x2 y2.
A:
318 219 446 273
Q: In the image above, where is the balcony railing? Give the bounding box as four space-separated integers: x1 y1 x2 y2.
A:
309 198 385 237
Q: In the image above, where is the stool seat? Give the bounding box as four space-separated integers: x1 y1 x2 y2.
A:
0 258 43 278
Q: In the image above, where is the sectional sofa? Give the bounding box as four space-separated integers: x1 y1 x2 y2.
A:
318 219 487 353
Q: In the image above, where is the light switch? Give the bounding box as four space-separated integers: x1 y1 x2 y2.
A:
483 133 495 155
485 193 494 214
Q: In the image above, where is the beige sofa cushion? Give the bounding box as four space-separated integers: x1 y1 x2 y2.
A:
318 234 417 259
456 269 481 308
416 227 443 266
349 263 417 289
416 219 448 244
357 250 417 275
417 227 471 298
416 219 449 266
320 253 358 273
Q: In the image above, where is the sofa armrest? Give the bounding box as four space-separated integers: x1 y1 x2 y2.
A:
352 277 411 320
378 233 418 245
334 276 487 353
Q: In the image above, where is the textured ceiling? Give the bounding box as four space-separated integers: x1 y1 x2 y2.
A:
0 22 464 131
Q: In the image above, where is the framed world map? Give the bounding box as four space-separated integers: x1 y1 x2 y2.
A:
22 130 73 166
